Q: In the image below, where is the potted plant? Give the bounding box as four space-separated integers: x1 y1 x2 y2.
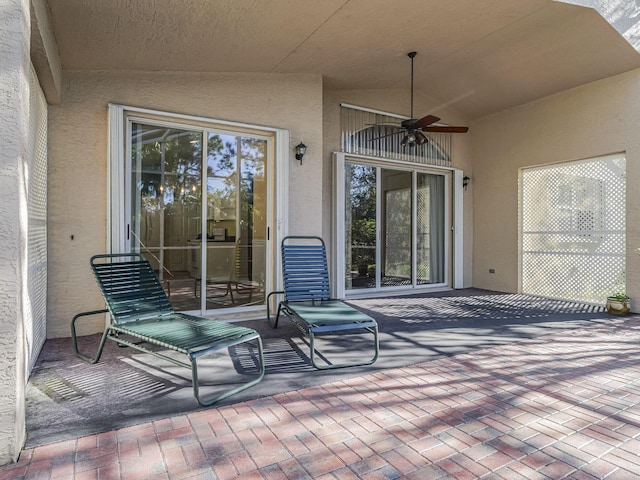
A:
606 293 631 315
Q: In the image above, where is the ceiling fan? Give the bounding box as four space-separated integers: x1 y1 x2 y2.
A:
373 51 468 147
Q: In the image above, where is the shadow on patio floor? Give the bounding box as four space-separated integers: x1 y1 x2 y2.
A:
26 289 611 448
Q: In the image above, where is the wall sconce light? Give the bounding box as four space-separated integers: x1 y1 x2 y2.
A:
295 142 307 164
463 176 471 190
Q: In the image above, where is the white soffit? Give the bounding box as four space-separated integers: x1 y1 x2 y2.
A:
46 0 640 118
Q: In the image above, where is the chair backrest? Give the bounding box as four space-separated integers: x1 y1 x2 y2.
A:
281 236 331 302
230 237 251 283
90 253 174 324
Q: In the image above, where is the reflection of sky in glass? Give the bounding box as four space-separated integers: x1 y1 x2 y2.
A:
207 133 236 176
133 127 268 216
132 123 202 202
207 133 237 221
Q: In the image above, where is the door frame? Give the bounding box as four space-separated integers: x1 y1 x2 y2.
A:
108 104 289 318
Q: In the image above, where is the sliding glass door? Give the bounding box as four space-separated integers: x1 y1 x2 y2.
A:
128 119 270 313
343 159 449 293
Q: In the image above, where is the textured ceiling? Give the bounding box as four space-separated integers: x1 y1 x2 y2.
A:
46 0 640 118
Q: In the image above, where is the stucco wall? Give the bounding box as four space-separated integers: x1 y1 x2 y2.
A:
472 67 640 305
48 71 323 338
0 0 29 465
323 89 474 287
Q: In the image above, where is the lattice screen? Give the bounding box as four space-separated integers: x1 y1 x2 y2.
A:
521 154 626 305
340 104 452 167
416 185 430 283
25 65 48 374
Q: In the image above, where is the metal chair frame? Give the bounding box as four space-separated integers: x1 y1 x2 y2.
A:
71 253 265 406
267 236 379 369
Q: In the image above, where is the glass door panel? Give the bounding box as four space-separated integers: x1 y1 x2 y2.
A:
417 173 445 284
203 133 237 307
204 134 267 308
239 138 267 300
129 120 269 312
345 163 377 290
130 123 202 311
381 169 412 287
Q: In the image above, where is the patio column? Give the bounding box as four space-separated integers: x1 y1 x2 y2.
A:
0 0 30 465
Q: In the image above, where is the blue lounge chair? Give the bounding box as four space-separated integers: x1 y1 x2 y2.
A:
71 253 265 406
267 236 379 369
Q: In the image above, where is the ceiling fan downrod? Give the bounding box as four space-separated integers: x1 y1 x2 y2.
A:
408 51 417 120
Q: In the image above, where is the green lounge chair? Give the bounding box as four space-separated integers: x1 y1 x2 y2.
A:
71 253 265 406
267 236 379 369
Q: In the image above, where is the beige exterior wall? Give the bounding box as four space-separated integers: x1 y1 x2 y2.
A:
48 71 323 338
0 0 29 465
472 67 640 306
323 89 474 287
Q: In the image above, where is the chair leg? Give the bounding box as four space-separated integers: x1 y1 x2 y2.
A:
307 326 380 370
71 309 110 364
189 334 265 406
227 282 235 303
266 291 284 328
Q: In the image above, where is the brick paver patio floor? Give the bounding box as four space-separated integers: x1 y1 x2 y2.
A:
3 316 640 479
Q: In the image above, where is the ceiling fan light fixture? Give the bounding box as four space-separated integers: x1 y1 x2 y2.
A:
415 131 428 145
401 133 417 147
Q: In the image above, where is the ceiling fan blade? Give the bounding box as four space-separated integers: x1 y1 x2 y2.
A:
423 125 469 133
370 131 404 141
410 114 440 129
366 123 404 129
